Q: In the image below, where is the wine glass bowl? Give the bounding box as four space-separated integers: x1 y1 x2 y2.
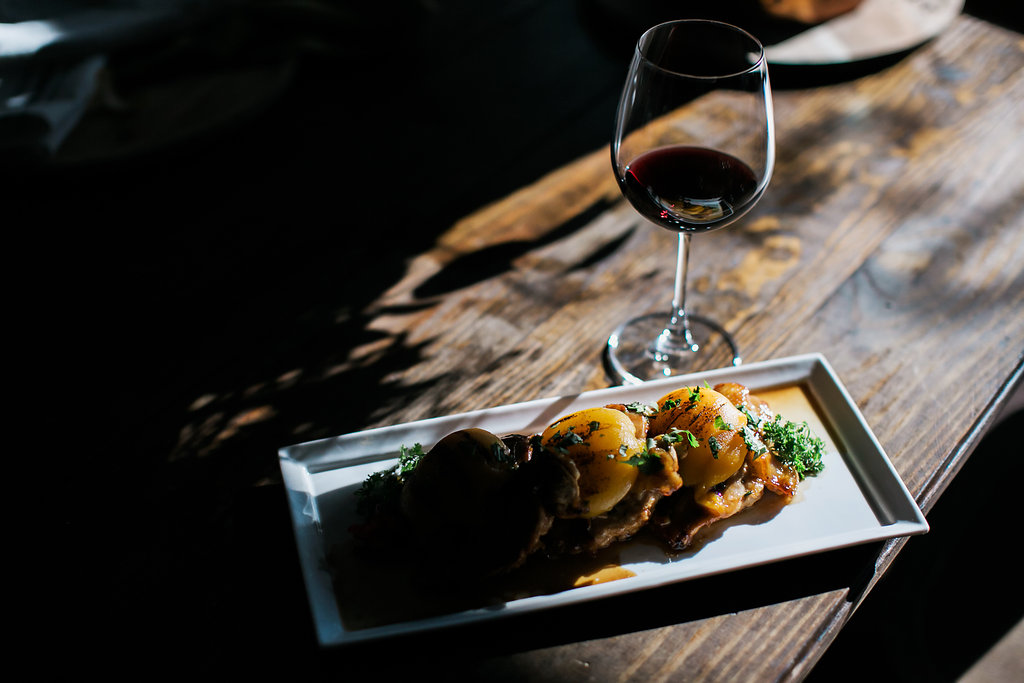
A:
606 19 775 383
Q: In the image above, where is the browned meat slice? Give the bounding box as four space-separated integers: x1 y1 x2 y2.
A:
715 382 801 498
604 402 651 440
398 428 583 581
541 443 684 556
649 462 765 551
715 382 773 424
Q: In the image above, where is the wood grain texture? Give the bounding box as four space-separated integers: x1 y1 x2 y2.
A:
318 15 1022 681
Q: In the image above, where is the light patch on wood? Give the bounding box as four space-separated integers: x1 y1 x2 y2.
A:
747 216 781 233
954 86 976 106
717 234 802 296
175 404 278 460
811 139 874 184
188 393 217 411
894 126 948 158
213 406 277 448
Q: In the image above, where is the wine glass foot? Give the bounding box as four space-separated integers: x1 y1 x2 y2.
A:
605 312 741 384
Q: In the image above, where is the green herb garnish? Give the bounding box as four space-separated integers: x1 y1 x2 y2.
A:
491 440 512 465
623 444 664 475
354 442 425 517
397 442 425 474
737 404 762 428
741 426 768 458
658 428 700 449
761 416 826 479
546 427 587 454
624 401 658 417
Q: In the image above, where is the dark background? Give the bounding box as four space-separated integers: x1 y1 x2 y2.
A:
6 1 1020 678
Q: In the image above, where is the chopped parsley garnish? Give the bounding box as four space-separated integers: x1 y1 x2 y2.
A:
353 469 403 517
687 387 701 403
740 426 768 458
491 440 511 465
397 442 425 474
546 427 588 454
624 401 658 417
658 428 700 449
622 443 664 475
760 416 826 479
737 404 761 428
661 398 681 412
713 415 733 431
354 442 425 517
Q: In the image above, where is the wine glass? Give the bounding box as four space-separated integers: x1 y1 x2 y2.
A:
606 19 775 384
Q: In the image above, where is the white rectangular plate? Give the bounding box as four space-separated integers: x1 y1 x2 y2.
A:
279 353 928 647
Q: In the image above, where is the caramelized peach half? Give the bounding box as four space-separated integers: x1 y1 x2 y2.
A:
540 407 642 517
649 385 749 499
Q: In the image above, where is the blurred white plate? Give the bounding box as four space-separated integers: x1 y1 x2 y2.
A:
765 0 965 65
279 353 927 647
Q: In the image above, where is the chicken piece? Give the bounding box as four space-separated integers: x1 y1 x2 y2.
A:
637 443 685 497
352 380 818 582
399 428 580 580
715 382 772 424
542 442 685 556
604 402 651 441
650 382 808 550
714 382 800 498
516 440 586 518
650 462 765 551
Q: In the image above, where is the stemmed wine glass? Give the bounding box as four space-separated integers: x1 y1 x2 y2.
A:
606 19 775 383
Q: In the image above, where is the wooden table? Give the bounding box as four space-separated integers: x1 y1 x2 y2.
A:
40 8 1020 680
298 13 1022 681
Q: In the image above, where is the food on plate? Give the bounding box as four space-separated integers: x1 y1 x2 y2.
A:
539 407 643 518
648 382 813 550
351 427 579 579
350 382 825 583
650 384 752 501
537 404 684 557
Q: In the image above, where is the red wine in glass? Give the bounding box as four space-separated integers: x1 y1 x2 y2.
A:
620 145 761 232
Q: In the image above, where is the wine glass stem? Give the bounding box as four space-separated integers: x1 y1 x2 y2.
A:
653 233 698 357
